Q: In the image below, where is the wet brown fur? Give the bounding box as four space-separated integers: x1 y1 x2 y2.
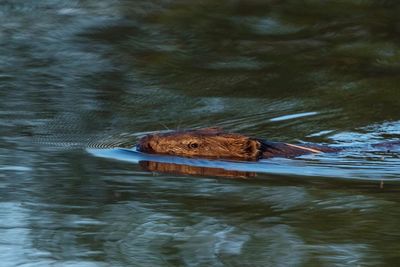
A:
137 128 262 160
137 127 338 161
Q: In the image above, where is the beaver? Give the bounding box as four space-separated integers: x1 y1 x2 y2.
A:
136 127 339 161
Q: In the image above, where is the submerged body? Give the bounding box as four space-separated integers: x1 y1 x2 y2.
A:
137 128 339 161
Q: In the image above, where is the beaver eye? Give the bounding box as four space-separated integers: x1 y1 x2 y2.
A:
188 143 199 149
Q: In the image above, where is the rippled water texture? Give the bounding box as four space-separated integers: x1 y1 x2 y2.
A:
1 1 400 266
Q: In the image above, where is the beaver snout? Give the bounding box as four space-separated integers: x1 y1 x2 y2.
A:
137 135 156 153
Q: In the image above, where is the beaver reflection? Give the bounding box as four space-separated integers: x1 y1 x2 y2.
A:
139 161 256 178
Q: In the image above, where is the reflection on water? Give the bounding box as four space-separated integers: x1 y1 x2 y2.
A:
1 0 400 266
139 161 256 179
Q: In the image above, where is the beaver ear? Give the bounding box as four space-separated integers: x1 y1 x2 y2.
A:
195 127 224 134
244 139 262 160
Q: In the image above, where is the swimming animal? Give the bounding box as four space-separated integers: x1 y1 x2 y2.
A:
136 127 339 161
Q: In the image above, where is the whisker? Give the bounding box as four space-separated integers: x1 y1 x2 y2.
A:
158 122 170 131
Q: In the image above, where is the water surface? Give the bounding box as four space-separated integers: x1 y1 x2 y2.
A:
1 1 400 266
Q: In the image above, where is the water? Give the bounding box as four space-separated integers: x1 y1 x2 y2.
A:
1 1 400 266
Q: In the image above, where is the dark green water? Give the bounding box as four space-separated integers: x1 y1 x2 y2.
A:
1 1 400 266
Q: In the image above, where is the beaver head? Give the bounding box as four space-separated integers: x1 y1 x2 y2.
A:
137 127 262 161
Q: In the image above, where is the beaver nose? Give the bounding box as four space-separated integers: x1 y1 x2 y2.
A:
137 136 155 153
137 142 154 153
